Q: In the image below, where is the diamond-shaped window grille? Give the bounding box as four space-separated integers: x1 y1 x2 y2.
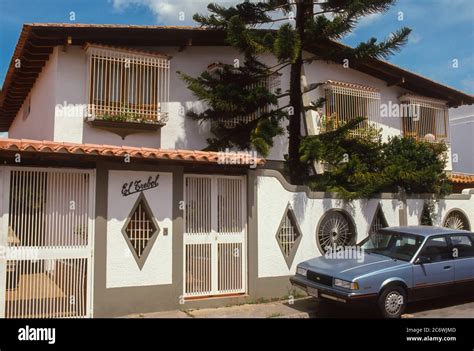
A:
121 193 160 270
369 204 388 245
369 204 388 234
276 204 302 268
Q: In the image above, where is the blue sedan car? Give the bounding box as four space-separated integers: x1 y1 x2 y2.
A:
290 226 474 318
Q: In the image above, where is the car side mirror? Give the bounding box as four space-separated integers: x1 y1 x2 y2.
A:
415 255 431 265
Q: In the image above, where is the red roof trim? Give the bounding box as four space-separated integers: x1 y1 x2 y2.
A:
450 172 474 184
0 138 265 166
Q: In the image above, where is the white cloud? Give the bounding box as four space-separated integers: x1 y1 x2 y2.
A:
358 13 383 27
408 32 422 44
111 0 240 25
342 12 383 38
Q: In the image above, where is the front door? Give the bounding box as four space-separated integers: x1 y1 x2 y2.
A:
183 175 247 298
0 167 95 318
413 235 455 300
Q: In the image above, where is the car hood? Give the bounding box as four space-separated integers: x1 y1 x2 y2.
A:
301 251 409 281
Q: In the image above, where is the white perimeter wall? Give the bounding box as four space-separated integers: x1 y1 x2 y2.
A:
407 195 474 228
106 170 173 288
257 173 474 278
450 106 474 174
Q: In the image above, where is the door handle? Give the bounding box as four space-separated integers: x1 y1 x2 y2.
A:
443 265 452 270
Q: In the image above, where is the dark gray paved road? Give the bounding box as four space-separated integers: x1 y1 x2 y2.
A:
297 293 474 318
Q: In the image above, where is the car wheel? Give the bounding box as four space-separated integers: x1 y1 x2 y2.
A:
378 286 407 318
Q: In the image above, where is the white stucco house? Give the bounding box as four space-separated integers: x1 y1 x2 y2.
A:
0 23 473 318
450 105 474 174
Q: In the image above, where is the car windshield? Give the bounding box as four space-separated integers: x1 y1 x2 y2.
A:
358 231 424 261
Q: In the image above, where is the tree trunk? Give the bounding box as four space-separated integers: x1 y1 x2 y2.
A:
288 0 311 184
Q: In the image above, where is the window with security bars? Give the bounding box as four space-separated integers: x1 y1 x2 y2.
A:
368 205 388 247
124 196 158 259
86 44 170 124
324 82 381 136
277 209 301 258
400 95 449 142
369 205 388 234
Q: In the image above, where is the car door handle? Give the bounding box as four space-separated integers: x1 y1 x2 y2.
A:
443 265 452 270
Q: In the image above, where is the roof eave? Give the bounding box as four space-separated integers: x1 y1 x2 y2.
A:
1 23 473 131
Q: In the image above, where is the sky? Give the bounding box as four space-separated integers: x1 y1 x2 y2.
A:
0 0 473 93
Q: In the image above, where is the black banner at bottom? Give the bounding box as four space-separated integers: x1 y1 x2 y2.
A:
0 318 472 350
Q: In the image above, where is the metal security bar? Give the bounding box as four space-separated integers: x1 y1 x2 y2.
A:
1 168 95 318
125 200 156 258
370 211 386 234
86 44 170 123
277 213 299 257
217 178 243 234
185 244 212 295
400 95 449 141
324 83 381 136
5 258 88 318
8 170 90 247
183 175 246 298
184 177 212 235
369 205 388 246
218 243 243 292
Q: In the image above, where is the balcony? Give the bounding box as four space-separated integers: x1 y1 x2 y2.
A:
400 95 449 143
85 103 168 139
323 80 381 138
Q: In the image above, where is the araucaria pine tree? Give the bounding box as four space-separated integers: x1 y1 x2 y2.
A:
183 0 411 183
178 55 286 156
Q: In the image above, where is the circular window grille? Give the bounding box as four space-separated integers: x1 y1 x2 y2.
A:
316 210 357 254
443 210 470 231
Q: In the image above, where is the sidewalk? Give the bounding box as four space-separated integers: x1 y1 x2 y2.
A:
123 292 474 318
124 297 319 318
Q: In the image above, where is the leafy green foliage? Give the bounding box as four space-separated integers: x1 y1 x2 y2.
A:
300 117 452 199
178 56 285 156
305 13 356 41
94 106 160 124
187 0 412 184
321 0 396 16
352 27 412 60
274 24 301 63
382 136 451 195
420 200 435 226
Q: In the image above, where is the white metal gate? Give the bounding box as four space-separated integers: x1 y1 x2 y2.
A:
183 175 247 298
0 167 95 318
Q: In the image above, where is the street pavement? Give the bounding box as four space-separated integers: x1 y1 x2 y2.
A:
124 292 474 318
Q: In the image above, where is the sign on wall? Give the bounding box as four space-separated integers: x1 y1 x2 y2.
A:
107 170 173 288
121 174 160 196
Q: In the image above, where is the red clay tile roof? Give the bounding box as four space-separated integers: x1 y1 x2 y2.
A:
0 138 265 166
450 173 474 184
